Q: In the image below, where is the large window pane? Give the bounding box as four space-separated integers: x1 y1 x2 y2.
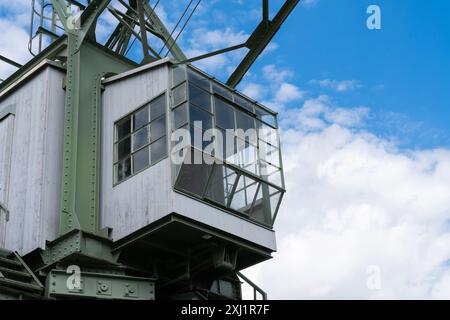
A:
173 83 186 106
174 103 188 128
215 98 235 129
259 140 280 168
132 126 149 151
116 117 131 141
218 129 237 164
172 65 186 87
151 95 166 121
205 165 234 206
151 136 167 164
260 160 283 187
189 83 211 111
175 148 213 197
117 136 131 161
236 110 255 132
117 157 131 182
134 106 149 130
151 116 166 142
255 105 276 128
188 70 210 91
190 104 212 130
236 139 258 175
213 83 232 100
256 120 279 147
234 94 254 113
133 146 149 173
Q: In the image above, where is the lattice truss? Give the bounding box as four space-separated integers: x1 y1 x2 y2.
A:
1 0 299 87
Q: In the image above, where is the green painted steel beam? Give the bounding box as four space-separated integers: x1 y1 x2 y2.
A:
50 0 135 235
226 0 300 88
46 269 155 300
141 0 187 61
40 229 118 267
0 55 22 69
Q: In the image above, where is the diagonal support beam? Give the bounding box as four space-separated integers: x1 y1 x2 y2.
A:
141 0 187 61
136 0 151 59
226 0 300 88
108 7 160 59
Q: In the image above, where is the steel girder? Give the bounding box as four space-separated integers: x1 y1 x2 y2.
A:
226 0 300 88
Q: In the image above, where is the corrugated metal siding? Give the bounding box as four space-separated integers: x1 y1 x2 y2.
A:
0 114 14 248
0 66 65 254
100 64 171 240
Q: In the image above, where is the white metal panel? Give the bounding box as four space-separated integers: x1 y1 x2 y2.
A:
169 192 277 251
100 64 171 240
0 114 14 248
0 66 65 254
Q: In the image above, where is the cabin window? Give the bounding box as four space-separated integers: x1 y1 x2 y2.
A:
170 66 285 227
114 93 167 184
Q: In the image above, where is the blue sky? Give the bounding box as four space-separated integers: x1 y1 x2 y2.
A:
244 0 450 149
1 0 450 299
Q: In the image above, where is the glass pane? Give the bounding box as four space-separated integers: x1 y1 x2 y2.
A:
117 157 131 182
259 140 280 168
269 190 282 217
116 117 131 141
151 116 166 142
117 136 131 161
174 103 188 128
190 125 210 151
205 165 226 206
243 176 258 206
219 129 237 164
151 136 167 164
213 83 232 100
132 126 149 151
190 104 212 130
215 98 235 129
188 69 210 91
230 186 246 212
255 106 276 127
250 183 272 226
237 139 257 171
236 110 255 132
256 120 279 147
150 95 166 121
172 65 186 87
173 83 186 106
175 148 213 197
133 146 149 173
134 106 149 130
189 83 211 111
260 160 283 187
234 94 254 113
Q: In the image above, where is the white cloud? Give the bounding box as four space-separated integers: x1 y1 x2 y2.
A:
275 83 305 103
263 64 294 84
301 0 320 8
0 18 32 80
312 79 361 92
241 83 264 101
241 96 450 299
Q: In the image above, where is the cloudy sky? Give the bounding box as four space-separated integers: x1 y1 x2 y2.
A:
1 0 450 299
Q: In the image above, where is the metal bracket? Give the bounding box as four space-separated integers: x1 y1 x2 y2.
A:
40 229 117 267
46 269 155 300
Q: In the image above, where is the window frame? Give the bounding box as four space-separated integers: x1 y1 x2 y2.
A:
113 91 168 186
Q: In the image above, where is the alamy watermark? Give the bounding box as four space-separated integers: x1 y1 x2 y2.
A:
367 5 382 30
